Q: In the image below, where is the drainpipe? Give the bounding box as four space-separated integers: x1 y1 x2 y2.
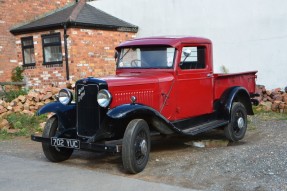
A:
64 24 70 80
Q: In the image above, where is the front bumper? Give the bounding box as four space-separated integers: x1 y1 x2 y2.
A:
31 135 122 153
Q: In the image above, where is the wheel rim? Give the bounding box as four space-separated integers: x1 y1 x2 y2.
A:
140 139 147 155
134 129 148 165
233 110 245 135
237 117 244 129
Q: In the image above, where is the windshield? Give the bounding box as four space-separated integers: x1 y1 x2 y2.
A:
117 46 176 69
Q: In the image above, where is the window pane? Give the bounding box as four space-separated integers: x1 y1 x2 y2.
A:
44 36 60 44
167 48 175 67
44 46 62 62
181 47 198 62
118 47 175 68
23 39 33 46
180 46 205 70
24 48 35 64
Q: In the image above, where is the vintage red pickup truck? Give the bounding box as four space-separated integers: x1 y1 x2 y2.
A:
32 36 258 174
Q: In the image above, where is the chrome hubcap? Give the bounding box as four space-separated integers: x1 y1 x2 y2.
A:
140 139 147 155
237 117 244 129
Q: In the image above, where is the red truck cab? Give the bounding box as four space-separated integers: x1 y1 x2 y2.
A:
33 36 257 174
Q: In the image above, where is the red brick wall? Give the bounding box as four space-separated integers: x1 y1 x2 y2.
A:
68 28 136 81
0 0 72 82
15 28 136 87
15 30 67 87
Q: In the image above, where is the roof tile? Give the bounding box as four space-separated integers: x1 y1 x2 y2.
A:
10 3 138 34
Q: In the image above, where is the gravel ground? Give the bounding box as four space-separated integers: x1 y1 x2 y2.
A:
0 114 286 191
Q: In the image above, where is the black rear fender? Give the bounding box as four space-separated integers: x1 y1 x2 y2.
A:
37 102 76 129
107 104 180 136
220 86 254 120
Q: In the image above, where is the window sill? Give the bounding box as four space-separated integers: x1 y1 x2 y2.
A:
43 61 63 65
23 63 35 66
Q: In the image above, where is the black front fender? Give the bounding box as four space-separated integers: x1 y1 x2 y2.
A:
37 102 76 129
220 86 254 120
106 104 180 136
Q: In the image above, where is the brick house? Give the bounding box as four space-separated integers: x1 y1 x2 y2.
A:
0 0 72 84
2 0 137 87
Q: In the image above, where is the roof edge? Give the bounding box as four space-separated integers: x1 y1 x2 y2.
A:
10 22 138 35
10 23 65 35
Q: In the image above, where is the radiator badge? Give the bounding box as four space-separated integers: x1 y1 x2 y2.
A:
78 87 85 102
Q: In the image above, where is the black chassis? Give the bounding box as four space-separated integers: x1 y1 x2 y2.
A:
31 77 255 153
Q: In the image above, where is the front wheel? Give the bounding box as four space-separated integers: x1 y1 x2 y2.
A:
224 102 248 142
122 119 151 174
42 115 73 162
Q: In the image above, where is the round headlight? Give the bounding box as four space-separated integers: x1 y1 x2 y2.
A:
97 89 112 108
58 88 73 105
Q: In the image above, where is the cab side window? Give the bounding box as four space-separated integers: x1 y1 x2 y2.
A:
180 46 206 70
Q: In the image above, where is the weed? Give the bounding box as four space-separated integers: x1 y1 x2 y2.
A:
0 113 47 139
0 129 13 141
220 65 229 74
11 66 24 82
3 89 28 102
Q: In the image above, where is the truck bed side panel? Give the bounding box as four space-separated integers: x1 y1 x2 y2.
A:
214 71 257 100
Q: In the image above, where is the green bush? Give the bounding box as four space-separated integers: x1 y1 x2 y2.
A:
6 113 47 136
11 66 24 82
4 89 28 102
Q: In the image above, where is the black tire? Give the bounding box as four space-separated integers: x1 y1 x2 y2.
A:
42 116 73 162
224 102 248 142
122 119 151 174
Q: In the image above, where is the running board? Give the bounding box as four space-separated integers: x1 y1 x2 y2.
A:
181 120 228 136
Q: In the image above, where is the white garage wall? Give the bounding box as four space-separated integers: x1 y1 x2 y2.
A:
89 0 287 89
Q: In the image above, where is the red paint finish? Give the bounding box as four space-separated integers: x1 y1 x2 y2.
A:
116 36 212 49
214 71 257 100
174 43 214 120
105 36 257 121
102 72 174 116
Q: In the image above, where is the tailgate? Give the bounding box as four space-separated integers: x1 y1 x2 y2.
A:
214 71 257 100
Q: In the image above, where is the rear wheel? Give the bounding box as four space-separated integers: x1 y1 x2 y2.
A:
122 119 151 174
224 102 247 142
42 115 73 162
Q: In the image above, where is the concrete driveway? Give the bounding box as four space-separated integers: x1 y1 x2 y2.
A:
0 114 286 191
0 154 193 191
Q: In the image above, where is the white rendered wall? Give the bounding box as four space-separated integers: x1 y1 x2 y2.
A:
90 0 287 89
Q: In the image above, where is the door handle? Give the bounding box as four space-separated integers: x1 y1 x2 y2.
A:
207 73 213 77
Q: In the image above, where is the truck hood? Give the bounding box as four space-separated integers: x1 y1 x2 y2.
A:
100 72 174 87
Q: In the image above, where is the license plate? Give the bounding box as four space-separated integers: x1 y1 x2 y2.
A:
51 137 80 149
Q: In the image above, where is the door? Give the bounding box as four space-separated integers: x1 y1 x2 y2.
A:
175 45 214 120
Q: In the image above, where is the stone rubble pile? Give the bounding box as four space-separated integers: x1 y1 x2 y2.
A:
0 86 61 117
255 85 287 113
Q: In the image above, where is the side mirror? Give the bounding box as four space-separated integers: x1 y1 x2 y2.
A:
180 48 192 66
183 49 192 57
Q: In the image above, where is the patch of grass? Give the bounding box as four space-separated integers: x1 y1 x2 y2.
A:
0 113 47 140
0 129 13 141
253 106 287 121
247 116 256 131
